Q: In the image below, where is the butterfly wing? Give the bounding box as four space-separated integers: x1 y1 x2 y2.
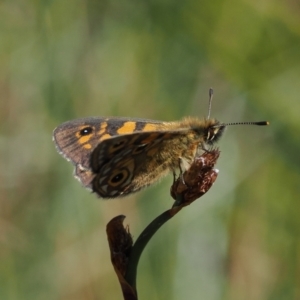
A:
53 118 106 167
53 117 165 187
91 130 194 198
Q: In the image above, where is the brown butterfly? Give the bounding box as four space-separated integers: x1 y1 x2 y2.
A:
53 90 268 198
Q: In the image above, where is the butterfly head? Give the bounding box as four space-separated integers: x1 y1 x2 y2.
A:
204 121 226 145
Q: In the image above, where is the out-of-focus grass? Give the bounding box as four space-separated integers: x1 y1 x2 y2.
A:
0 1 299 299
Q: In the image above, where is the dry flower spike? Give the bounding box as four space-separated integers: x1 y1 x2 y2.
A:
171 149 220 206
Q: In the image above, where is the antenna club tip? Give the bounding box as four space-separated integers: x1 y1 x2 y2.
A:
257 121 269 126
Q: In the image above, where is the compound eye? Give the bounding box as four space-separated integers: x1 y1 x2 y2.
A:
206 126 225 144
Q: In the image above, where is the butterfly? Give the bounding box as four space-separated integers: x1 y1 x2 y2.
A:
53 90 268 198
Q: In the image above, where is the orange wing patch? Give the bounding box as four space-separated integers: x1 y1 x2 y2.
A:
117 121 136 134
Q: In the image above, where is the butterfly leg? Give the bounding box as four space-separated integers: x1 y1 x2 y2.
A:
172 170 177 183
178 157 186 186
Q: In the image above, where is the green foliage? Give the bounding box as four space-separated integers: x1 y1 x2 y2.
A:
0 0 299 299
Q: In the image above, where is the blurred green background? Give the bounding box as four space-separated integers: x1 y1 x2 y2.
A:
1 0 299 299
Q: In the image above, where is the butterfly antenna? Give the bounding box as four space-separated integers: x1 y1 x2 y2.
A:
226 121 269 126
206 88 269 127
213 121 269 128
207 88 213 120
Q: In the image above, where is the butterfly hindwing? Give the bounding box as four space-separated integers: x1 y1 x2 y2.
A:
91 131 189 198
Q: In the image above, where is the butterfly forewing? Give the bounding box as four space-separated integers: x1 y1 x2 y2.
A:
53 117 168 189
53 118 106 168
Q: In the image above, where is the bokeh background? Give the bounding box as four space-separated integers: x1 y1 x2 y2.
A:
1 0 299 299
